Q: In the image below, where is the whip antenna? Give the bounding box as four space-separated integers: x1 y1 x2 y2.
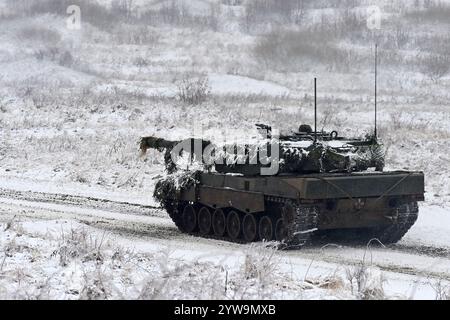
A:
314 78 317 143
374 44 378 140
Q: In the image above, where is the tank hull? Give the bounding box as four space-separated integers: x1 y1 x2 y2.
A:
159 171 425 248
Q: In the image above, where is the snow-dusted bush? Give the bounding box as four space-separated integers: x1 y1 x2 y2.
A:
243 0 305 32
432 281 450 300
17 26 61 44
33 46 74 67
52 227 107 267
388 109 404 129
346 264 386 300
176 75 211 105
114 25 160 45
420 54 450 82
242 243 278 282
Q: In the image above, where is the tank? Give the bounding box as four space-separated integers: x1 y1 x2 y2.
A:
140 124 425 249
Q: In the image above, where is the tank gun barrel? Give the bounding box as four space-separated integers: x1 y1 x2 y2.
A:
140 136 212 173
140 136 180 154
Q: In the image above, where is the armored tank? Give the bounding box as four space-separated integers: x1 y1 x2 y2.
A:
140 124 424 248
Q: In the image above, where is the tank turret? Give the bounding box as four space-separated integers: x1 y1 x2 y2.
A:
140 123 385 176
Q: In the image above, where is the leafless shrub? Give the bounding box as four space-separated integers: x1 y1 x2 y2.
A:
387 109 431 132
243 0 302 32
0 92 9 113
29 91 55 109
388 109 404 128
176 74 211 105
420 54 450 82
79 267 112 300
431 280 450 300
336 8 366 37
206 2 221 31
222 0 243 5
141 1 221 30
17 26 61 44
58 50 74 67
3 216 24 237
4 215 17 231
254 28 354 72
52 228 108 267
137 250 229 300
111 0 135 23
158 0 187 25
138 277 170 300
345 264 386 300
345 239 387 300
143 0 214 30
114 25 160 45
133 57 149 68
33 46 75 67
71 171 89 184
393 24 410 49
414 34 450 56
319 105 345 131
405 3 450 24
242 243 278 282
228 243 302 299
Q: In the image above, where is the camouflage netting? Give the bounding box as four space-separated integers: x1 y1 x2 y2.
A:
216 140 386 175
348 143 385 172
153 170 201 207
141 127 386 176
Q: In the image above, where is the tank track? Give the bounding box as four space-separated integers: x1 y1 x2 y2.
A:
370 201 419 244
163 197 319 249
316 201 419 245
268 197 319 249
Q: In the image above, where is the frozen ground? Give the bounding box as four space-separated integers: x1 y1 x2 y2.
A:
0 0 449 299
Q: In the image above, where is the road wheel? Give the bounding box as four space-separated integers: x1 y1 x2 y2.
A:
259 215 273 241
212 209 226 237
242 213 257 242
198 207 212 235
227 210 241 240
274 217 287 242
182 205 197 233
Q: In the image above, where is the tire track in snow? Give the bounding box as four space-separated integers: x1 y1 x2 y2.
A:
0 188 162 217
0 187 449 260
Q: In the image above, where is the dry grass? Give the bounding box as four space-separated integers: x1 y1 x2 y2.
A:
3 221 389 299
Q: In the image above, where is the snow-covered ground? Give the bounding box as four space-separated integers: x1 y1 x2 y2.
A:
0 0 449 299
0 189 449 300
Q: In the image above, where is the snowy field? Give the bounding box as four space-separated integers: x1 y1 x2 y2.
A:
0 0 449 299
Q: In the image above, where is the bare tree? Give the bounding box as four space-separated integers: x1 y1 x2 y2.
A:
292 0 306 25
111 0 134 22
